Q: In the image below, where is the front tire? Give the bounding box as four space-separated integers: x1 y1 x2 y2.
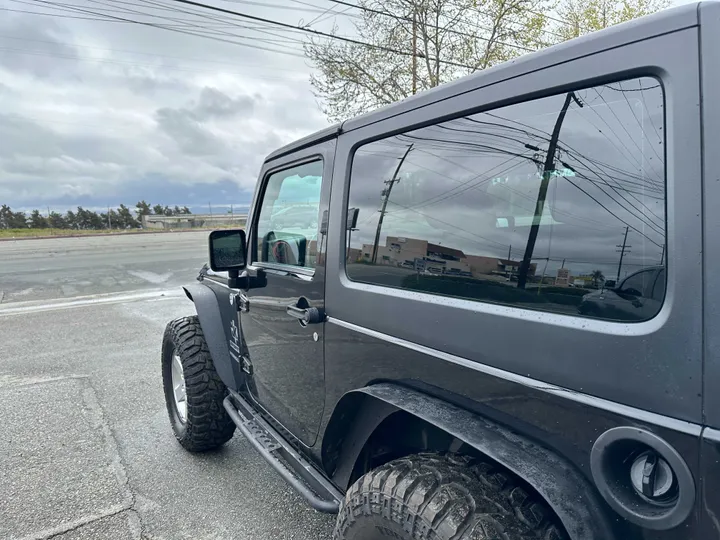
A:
333 453 566 540
161 316 235 452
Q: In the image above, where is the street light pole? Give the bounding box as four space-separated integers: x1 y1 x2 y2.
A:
517 91 583 289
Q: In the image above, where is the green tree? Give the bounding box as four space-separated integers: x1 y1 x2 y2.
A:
29 209 48 228
152 204 165 215
117 204 140 228
65 210 78 229
591 269 605 288
135 200 152 216
75 207 100 230
306 0 666 122
181 206 192 215
0 205 12 229
48 211 67 229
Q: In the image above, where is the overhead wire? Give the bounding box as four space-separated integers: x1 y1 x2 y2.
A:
14 0 309 57
165 0 475 68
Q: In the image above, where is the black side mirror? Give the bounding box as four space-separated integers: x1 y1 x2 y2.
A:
209 229 247 272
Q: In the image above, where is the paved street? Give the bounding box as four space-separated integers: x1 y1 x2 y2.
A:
0 232 211 304
0 233 335 540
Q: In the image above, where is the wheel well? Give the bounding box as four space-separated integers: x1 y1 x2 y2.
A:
346 411 572 536
324 386 621 540
348 411 463 486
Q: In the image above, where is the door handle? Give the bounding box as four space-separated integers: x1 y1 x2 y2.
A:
286 304 325 325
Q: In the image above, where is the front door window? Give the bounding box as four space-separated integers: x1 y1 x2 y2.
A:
255 160 322 269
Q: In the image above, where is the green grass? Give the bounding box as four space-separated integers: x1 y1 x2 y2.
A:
0 227 230 239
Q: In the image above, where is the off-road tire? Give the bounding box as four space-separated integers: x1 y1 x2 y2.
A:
333 453 566 540
162 316 235 451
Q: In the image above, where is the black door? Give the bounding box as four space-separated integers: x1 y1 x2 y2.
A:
240 148 332 447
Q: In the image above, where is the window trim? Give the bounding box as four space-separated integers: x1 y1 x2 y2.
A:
250 155 324 273
342 74 667 322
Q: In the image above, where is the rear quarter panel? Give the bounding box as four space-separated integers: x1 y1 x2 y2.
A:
322 26 703 540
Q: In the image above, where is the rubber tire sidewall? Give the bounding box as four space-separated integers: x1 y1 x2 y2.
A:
162 325 188 441
161 316 235 451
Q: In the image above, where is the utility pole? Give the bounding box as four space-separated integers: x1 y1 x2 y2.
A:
616 226 631 282
208 202 212 216
506 245 512 280
517 91 583 289
411 9 417 95
371 144 413 264
108 206 111 229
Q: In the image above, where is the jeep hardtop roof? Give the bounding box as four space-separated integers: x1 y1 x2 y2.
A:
264 2 702 163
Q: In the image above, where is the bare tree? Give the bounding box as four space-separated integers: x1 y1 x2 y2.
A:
305 0 551 122
554 0 669 40
306 0 667 122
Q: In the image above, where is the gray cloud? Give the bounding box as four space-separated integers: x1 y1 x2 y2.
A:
0 5 331 210
194 87 256 119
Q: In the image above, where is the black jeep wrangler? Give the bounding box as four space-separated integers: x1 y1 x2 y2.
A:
160 4 720 538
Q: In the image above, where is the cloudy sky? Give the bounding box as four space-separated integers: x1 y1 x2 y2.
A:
0 0 349 212
0 0 693 214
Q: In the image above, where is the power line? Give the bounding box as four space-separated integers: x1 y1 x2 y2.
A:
324 0 542 52
66 0 306 46
17 0 309 57
0 34 310 73
562 175 663 248
0 45 309 80
590 88 664 182
166 0 473 67
333 0 573 46
617 80 664 165
0 5 132 20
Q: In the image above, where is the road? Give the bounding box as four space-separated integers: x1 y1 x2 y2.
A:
0 233 335 540
0 233 211 304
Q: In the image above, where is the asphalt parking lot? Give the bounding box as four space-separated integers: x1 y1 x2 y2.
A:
0 232 335 540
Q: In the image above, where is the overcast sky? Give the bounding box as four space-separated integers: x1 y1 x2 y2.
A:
0 0 696 213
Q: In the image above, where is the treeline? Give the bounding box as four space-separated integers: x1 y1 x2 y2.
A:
0 201 192 230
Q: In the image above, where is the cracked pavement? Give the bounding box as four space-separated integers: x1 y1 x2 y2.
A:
0 234 335 540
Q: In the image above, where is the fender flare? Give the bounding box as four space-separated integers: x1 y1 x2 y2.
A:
324 383 619 540
182 283 236 389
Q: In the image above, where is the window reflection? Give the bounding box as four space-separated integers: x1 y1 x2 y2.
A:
346 78 665 322
256 161 322 269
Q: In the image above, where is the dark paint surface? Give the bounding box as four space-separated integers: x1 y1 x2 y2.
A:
320 322 702 540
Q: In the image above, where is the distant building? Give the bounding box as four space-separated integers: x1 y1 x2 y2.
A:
141 213 247 230
359 236 535 280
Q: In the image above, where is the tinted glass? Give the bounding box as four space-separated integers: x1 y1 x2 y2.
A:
619 269 654 297
652 269 666 302
346 77 666 322
256 160 322 269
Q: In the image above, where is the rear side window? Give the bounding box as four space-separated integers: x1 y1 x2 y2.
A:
345 77 666 322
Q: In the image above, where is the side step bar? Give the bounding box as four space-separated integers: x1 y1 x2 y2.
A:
223 393 343 513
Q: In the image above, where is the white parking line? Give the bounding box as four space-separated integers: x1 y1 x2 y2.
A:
0 288 184 316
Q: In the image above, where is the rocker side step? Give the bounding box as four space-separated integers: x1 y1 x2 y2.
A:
223 393 342 513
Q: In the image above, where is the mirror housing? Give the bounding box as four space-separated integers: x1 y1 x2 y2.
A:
208 229 247 272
